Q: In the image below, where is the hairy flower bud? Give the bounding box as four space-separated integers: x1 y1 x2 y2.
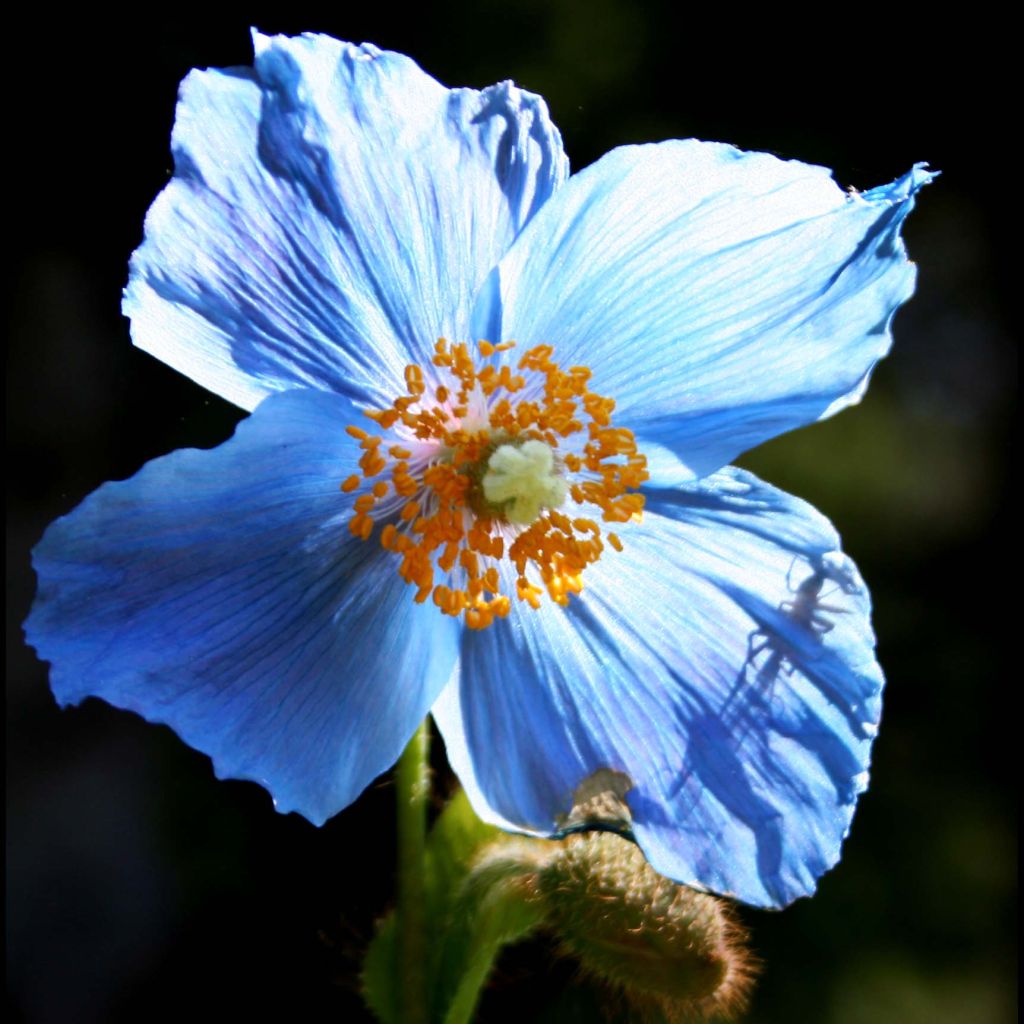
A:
536 833 755 1021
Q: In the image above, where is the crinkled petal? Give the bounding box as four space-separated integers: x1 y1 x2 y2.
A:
474 141 934 482
433 467 882 907
125 31 568 411
26 389 459 823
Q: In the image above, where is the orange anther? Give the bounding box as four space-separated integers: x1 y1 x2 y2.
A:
339 338 641 626
459 549 479 578
439 542 459 572
549 511 572 534
349 513 374 540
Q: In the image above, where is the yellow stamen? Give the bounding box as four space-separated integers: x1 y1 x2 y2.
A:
339 339 647 627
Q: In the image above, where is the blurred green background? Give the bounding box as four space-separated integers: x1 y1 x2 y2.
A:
8 4 1014 1022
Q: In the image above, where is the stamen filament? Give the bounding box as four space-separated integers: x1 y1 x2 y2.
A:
340 339 647 628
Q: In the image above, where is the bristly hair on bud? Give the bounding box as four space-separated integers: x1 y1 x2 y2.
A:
534 833 757 1022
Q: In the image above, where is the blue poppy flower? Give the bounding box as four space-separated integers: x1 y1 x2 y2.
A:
25 31 933 908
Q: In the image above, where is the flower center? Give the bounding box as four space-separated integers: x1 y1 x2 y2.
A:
482 440 567 525
340 340 647 629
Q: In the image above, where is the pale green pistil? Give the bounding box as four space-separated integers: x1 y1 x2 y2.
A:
482 440 568 525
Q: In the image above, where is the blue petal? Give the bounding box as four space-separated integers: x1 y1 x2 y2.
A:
474 142 934 482
26 389 459 823
124 31 568 411
433 467 883 907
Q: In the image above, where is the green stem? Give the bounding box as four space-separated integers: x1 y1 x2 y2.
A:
439 858 549 1024
442 941 504 1024
396 719 431 1024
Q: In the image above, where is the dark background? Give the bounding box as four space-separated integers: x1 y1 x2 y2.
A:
8 5 1014 1022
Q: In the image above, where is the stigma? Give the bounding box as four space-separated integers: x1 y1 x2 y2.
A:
339 339 647 629
482 440 567 525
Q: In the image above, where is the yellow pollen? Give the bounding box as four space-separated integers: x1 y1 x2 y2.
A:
340 339 647 628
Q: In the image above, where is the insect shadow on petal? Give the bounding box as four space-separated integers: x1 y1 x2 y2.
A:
721 553 862 740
